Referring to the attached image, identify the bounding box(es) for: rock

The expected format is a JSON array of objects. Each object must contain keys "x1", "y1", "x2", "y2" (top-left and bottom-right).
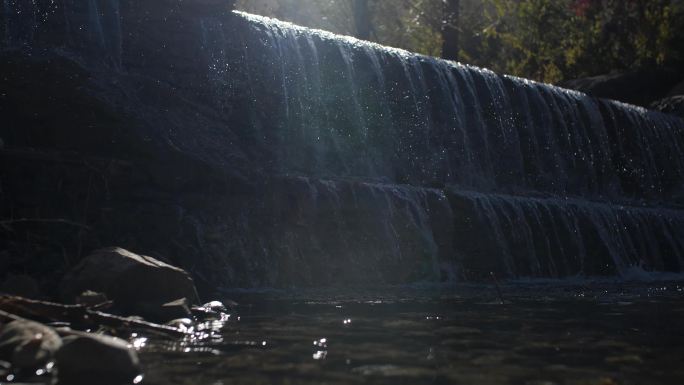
[
  {"x1": 560, "y1": 68, "x2": 683, "y2": 107},
  {"x1": 0, "y1": 274, "x2": 41, "y2": 298},
  {"x1": 0, "y1": 320, "x2": 62, "y2": 370},
  {"x1": 202, "y1": 300, "x2": 231, "y2": 313},
  {"x1": 60, "y1": 247, "x2": 201, "y2": 317},
  {"x1": 166, "y1": 318, "x2": 193, "y2": 328},
  {"x1": 74, "y1": 291, "x2": 109, "y2": 307},
  {"x1": 651, "y1": 95, "x2": 684, "y2": 119},
  {"x1": 191, "y1": 300, "x2": 235, "y2": 319},
  {"x1": 166, "y1": 318, "x2": 194, "y2": 333},
  {"x1": 55, "y1": 334, "x2": 140, "y2": 385},
  {"x1": 139, "y1": 298, "x2": 192, "y2": 323}
]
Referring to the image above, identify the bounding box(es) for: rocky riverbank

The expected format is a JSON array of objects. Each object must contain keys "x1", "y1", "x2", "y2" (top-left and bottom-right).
[{"x1": 0, "y1": 247, "x2": 233, "y2": 384}]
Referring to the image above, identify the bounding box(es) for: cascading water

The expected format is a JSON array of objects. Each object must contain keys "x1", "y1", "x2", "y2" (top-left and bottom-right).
[
  {"x1": 1, "y1": 0, "x2": 121, "y2": 65},
  {"x1": 448, "y1": 190, "x2": 684, "y2": 279},
  {"x1": 227, "y1": 12, "x2": 684, "y2": 202},
  {"x1": 215, "y1": 12, "x2": 684, "y2": 280},
  {"x1": 2, "y1": 3, "x2": 684, "y2": 284}
]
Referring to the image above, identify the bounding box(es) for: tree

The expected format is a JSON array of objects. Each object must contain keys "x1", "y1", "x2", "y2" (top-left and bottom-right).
[
  {"x1": 235, "y1": 0, "x2": 684, "y2": 84},
  {"x1": 353, "y1": 0, "x2": 372, "y2": 40},
  {"x1": 441, "y1": 0, "x2": 460, "y2": 60}
]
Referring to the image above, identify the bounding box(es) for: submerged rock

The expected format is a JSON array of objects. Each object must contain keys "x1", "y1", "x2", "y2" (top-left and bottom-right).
[
  {"x1": 60, "y1": 247, "x2": 200, "y2": 317},
  {"x1": 0, "y1": 320, "x2": 62, "y2": 370},
  {"x1": 55, "y1": 334, "x2": 140, "y2": 385}
]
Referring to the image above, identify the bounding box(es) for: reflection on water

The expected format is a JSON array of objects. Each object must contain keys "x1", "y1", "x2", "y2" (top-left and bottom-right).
[{"x1": 139, "y1": 282, "x2": 684, "y2": 385}]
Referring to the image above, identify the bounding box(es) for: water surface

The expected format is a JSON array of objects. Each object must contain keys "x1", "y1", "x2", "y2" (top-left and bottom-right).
[{"x1": 139, "y1": 280, "x2": 684, "y2": 385}]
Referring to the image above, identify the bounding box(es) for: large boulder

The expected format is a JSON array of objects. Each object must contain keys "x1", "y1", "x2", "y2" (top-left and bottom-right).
[
  {"x1": 60, "y1": 247, "x2": 200, "y2": 316},
  {"x1": 55, "y1": 334, "x2": 140, "y2": 385},
  {"x1": 0, "y1": 320, "x2": 62, "y2": 370}
]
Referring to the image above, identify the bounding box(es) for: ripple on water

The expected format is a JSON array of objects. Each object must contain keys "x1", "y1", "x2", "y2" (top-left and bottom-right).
[{"x1": 137, "y1": 282, "x2": 684, "y2": 385}]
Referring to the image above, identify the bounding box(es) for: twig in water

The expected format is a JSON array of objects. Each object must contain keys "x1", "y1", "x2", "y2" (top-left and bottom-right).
[{"x1": 0, "y1": 296, "x2": 187, "y2": 338}]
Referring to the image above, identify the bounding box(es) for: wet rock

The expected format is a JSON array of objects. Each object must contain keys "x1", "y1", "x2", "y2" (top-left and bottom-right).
[
  {"x1": 166, "y1": 318, "x2": 194, "y2": 333},
  {"x1": 0, "y1": 274, "x2": 41, "y2": 298},
  {"x1": 651, "y1": 95, "x2": 684, "y2": 119},
  {"x1": 561, "y1": 68, "x2": 682, "y2": 107},
  {"x1": 55, "y1": 334, "x2": 140, "y2": 385},
  {"x1": 191, "y1": 300, "x2": 235, "y2": 319},
  {"x1": 0, "y1": 320, "x2": 62, "y2": 370},
  {"x1": 74, "y1": 291, "x2": 109, "y2": 307},
  {"x1": 202, "y1": 300, "x2": 231, "y2": 313},
  {"x1": 141, "y1": 298, "x2": 192, "y2": 323},
  {"x1": 60, "y1": 247, "x2": 200, "y2": 316}
]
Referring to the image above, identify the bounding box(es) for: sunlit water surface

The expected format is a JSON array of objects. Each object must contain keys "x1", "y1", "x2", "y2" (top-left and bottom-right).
[{"x1": 140, "y1": 281, "x2": 684, "y2": 385}]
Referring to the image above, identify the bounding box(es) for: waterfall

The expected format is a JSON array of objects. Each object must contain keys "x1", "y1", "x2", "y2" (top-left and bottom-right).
[
  {"x1": 248, "y1": 177, "x2": 452, "y2": 285},
  {"x1": 2, "y1": 6, "x2": 684, "y2": 284},
  {"x1": 221, "y1": 12, "x2": 684, "y2": 280},
  {"x1": 1, "y1": 0, "x2": 7, "y2": 44},
  {"x1": 1, "y1": 0, "x2": 121, "y2": 65},
  {"x1": 229, "y1": 11, "x2": 684, "y2": 204},
  {"x1": 449, "y1": 190, "x2": 684, "y2": 278}
]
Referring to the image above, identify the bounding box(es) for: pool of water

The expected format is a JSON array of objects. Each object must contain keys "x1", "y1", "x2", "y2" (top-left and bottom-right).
[{"x1": 136, "y1": 280, "x2": 684, "y2": 385}]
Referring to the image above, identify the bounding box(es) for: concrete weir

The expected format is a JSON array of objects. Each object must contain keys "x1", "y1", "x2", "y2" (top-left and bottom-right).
[{"x1": 1, "y1": 2, "x2": 683, "y2": 287}]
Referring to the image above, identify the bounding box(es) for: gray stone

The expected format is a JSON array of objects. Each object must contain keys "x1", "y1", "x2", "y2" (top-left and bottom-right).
[
  {"x1": 60, "y1": 247, "x2": 200, "y2": 316},
  {"x1": 203, "y1": 300, "x2": 232, "y2": 312},
  {"x1": 140, "y1": 297, "x2": 192, "y2": 323},
  {"x1": 191, "y1": 300, "x2": 232, "y2": 319},
  {"x1": 74, "y1": 291, "x2": 109, "y2": 307},
  {"x1": 166, "y1": 317, "x2": 193, "y2": 326},
  {"x1": 55, "y1": 334, "x2": 140, "y2": 385},
  {"x1": 166, "y1": 318, "x2": 194, "y2": 333},
  {"x1": 0, "y1": 320, "x2": 62, "y2": 369}
]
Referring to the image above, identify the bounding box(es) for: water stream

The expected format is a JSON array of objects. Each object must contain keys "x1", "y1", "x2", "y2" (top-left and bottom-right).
[{"x1": 137, "y1": 282, "x2": 684, "y2": 385}]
